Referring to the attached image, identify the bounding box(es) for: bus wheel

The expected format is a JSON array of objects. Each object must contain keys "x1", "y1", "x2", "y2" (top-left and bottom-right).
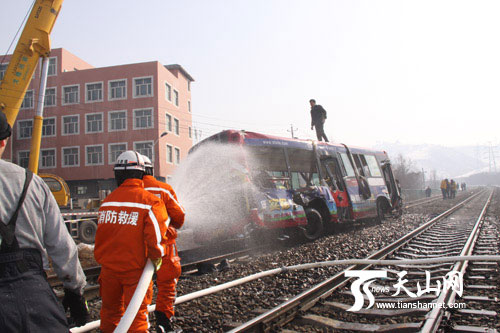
[
  {"x1": 79, "y1": 220, "x2": 97, "y2": 244},
  {"x1": 376, "y1": 200, "x2": 385, "y2": 224},
  {"x1": 303, "y1": 208, "x2": 324, "y2": 240}
]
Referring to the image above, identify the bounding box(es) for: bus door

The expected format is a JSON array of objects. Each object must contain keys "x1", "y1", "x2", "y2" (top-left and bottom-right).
[
  {"x1": 381, "y1": 161, "x2": 403, "y2": 212},
  {"x1": 319, "y1": 157, "x2": 351, "y2": 221}
]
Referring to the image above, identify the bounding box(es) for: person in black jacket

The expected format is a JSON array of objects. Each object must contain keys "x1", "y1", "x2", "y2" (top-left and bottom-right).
[{"x1": 310, "y1": 99, "x2": 329, "y2": 142}]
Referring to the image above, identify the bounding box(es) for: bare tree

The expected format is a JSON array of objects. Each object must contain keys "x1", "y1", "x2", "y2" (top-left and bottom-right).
[{"x1": 393, "y1": 154, "x2": 423, "y2": 189}]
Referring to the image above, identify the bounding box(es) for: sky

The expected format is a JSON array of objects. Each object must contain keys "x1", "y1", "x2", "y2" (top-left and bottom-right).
[{"x1": 2, "y1": 0, "x2": 500, "y2": 148}]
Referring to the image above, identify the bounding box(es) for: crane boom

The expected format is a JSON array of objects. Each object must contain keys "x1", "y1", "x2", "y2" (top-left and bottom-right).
[{"x1": 0, "y1": 0, "x2": 63, "y2": 127}]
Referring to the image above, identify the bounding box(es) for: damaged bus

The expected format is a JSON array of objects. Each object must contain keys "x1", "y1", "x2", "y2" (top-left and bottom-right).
[{"x1": 186, "y1": 130, "x2": 402, "y2": 242}]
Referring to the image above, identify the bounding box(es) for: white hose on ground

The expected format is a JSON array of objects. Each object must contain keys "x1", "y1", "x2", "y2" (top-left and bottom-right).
[{"x1": 71, "y1": 255, "x2": 500, "y2": 332}]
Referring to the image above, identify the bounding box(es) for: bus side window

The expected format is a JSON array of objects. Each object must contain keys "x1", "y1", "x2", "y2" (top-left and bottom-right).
[
  {"x1": 359, "y1": 155, "x2": 371, "y2": 177},
  {"x1": 353, "y1": 154, "x2": 365, "y2": 176},
  {"x1": 339, "y1": 153, "x2": 355, "y2": 177}
]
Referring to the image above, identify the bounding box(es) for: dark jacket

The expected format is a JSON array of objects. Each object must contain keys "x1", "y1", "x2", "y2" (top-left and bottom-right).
[{"x1": 311, "y1": 105, "x2": 327, "y2": 126}]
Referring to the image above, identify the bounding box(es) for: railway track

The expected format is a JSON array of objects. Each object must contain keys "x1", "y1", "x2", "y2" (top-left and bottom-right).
[{"x1": 227, "y1": 189, "x2": 498, "y2": 332}]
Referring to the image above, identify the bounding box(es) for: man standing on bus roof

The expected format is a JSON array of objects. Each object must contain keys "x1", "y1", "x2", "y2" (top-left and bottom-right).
[
  {"x1": 0, "y1": 111, "x2": 89, "y2": 331},
  {"x1": 310, "y1": 99, "x2": 329, "y2": 142}
]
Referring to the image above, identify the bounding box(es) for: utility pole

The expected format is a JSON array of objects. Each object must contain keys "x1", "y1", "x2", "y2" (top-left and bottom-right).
[{"x1": 287, "y1": 124, "x2": 298, "y2": 138}]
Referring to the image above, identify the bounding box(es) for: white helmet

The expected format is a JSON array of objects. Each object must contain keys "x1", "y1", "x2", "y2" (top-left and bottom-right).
[
  {"x1": 142, "y1": 154, "x2": 153, "y2": 169},
  {"x1": 114, "y1": 151, "x2": 145, "y2": 171}
]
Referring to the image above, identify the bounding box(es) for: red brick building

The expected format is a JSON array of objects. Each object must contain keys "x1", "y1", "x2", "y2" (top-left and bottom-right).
[{"x1": 0, "y1": 48, "x2": 194, "y2": 199}]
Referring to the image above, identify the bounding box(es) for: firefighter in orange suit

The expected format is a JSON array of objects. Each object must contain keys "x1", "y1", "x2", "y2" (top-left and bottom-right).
[
  {"x1": 94, "y1": 151, "x2": 170, "y2": 333},
  {"x1": 141, "y1": 155, "x2": 185, "y2": 333}
]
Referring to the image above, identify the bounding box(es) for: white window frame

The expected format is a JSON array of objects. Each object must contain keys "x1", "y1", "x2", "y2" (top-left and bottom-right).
[
  {"x1": 17, "y1": 119, "x2": 33, "y2": 139},
  {"x1": 108, "y1": 110, "x2": 127, "y2": 132},
  {"x1": 62, "y1": 115, "x2": 80, "y2": 136},
  {"x1": 62, "y1": 146, "x2": 80, "y2": 167},
  {"x1": 44, "y1": 87, "x2": 57, "y2": 107},
  {"x1": 42, "y1": 117, "x2": 57, "y2": 138},
  {"x1": 0, "y1": 62, "x2": 9, "y2": 81},
  {"x1": 108, "y1": 142, "x2": 128, "y2": 165},
  {"x1": 62, "y1": 84, "x2": 80, "y2": 105},
  {"x1": 134, "y1": 141, "x2": 154, "y2": 161},
  {"x1": 85, "y1": 112, "x2": 104, "y2": 134},
  {"x1": 108, "y1": 79, "x2": 127, "y2": 101},
  {"x1": 133, "y1": 107, "x2": 154, "y2": 130},
  {"x1": 174, "y1": 146, "x2": 181, "y2": 165},
  {"x1": 173, "y1": 89, "x2": 179, "y2": 107},
  {"x1": 85, "y1": 144, "x2": 104, "y2": 166},
  {"x1": 85, "y1": 81, "x2": 104, "y2": 103},
  {"x1": 174, "y1": 118, "x2": 180, "y2": 136},
  {"x1": 17, "y1": 150, "x2": 30, "y2": 168},
  {"x1": 165, "y1": 113, "x2": 172, "y2": 132},
  {"x1": 39, "y1": 148, "x2": 57, "y2": 169},
  {"x1": 47, "y1": 57, "x2": 57, "y2": 76},
  {"x1": 20, "y1": 90, "x2": 34, "y2": 109},
  {"x1": 133, "y1": 76, "x2": 153, "y2": 98},
  {"x1": 165, "y1": 82, "x2": 172, "y2": 102},
  {"x1": 166, "y1": 144, "x2": 173, "y2": 164}
]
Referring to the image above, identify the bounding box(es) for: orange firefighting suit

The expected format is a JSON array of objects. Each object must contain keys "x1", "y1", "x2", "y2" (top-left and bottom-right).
[
  {"x1": 94, "y1": 178, "x2": 169, "y2": 332},
  {"x1": 143, "y1": 175, "x2": 185, "y2": 319}
]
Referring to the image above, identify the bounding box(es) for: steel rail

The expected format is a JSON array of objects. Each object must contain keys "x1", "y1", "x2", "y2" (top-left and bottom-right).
[
  {"x1": 229, "y1": 189, "x2": 486, "y2": 332},
  {"x1": 420, "y1": 190, "x2": 493, "y2": 332}
]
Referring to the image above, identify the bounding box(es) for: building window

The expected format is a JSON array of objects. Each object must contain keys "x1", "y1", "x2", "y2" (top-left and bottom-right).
[
  {"x1": 62, "y1": 147, "x2": 79, "y2": 167},
  {"x1": 188, "y1": 100, "x2": 191, "y2": 113},
  {"x1": 40, "y1": 149, "x2": 56, "y2": 168},
  {"x1": 62, "y1": 115, "x2": 79, "y2": 135},
  {"x1": 166, "y1": 144, "x2": 173, "y2": 163},
  {"x1": 134, "y1": 141, "x2": 153, "y2": 161},
  {"x1": 165, "y1": 113, "x2": 172, "y2": 132},
  {"x1": 47, "y1": 57, "x2": 57, "y2": 76},
  {"x1": 133, "y1": 77, "x2": 152, "y2": 97},
  {"x1": 86, "y1": 145, "x2": 104, "y2": 165},
  {"x1": 174, "y1": 118, "x2": 179, "y2": 135},
  {"x1": 18, "y1": 151, "x2": 30, "y2": 168},
  {"x1": 86, "y1": 113, "x2": 103, "y2": 133},
  {"x1": 18, "y1": 120, "x2": 33, "y2": 139},
  {"x1": 86, "y1": 82, "x2": 103, "y2": 102},
  {"x1": 109, "y1": 79, "x2": 126, "y2": 100},
  {"x1": 63, "y1": 85, "x2": 79, "y2": 105},
  {"x1": 174, "y1": 147, "x2": 180, "y2": 164},
  {"x1": 189, "y1": 126, "x2": 192, "y2": 138},
  {"x1": 133, "y1": 108, "x2": 153, "y2": 129},
  {"x1": 109, "y1": 110, "x2": 127, "y2": 131},
  {"x1": 77, "y1": 186, "x2": 87, "y2": 195},
  {"x1": 173, "y1": 89, "x2": 179, "y2": 106},
  {"x1": 20, "y1": 90, "x2": 34, "y2": 109},
  {"x1": 44, "y1": 87, "x2": 56, "y2": 107},
  {"x1": 42, "y1": 117, "x2": 56, "y2": 137},
  {"x1": 109, "y1": 143, "x2": 127, "y2": 164},
  {"x1": 165, "y1": 82, "x2": 172, "y2": 101},
  {"x1": 188, "y1": 81, "x2": 191, "y2": 91},
  {"x1": 0, "y1": 63, "x2": 8, "y2": 80}
]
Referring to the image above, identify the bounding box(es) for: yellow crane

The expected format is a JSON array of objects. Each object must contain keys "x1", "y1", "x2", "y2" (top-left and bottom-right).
[{"x1": 0, "y1": 0, "x2": 69, "y2": 206}]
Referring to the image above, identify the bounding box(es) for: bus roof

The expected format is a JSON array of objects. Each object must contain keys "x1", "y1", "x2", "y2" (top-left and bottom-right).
[{"x1": 191, "y1": 129, "x2": 389, "y2": 157}]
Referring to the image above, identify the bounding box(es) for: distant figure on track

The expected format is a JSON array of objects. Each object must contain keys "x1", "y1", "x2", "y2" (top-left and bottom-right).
[
  {"x1": 310, "y1": 99, "x2": 329, "y2": 142},
  {"x1": 425, "y1": 186, "x2": 432, "y2": 198},
  {"x1": 440, "y1": 179, "x2": 448, "y2": 199},
  {"x1": 0, "y1": 111, "x2": 89, "y2": 331}
]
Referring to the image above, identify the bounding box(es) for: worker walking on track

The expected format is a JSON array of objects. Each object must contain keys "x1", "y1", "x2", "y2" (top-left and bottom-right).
[
  {"x1": 0, "y1": 111, "x2": 89, "y2": 332},
  {"x1": 141, "y1": 155, "x2": 185, "y2": 333},
  {"x1": 94, "y1": 151, "x2": 170, "y2": 332}
]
